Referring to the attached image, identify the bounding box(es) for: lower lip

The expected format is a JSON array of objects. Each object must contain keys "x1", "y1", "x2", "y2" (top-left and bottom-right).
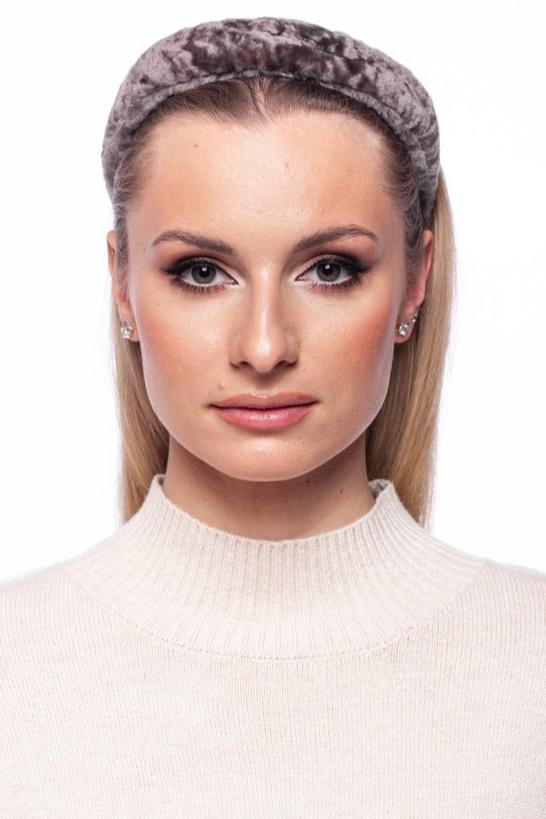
[{"x1": 211, "y1": 403, "x2": 316, "y2": 429}]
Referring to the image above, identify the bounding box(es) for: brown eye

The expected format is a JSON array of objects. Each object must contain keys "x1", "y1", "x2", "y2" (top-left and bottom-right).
[
  {"x1": 162, "y1": 257, "x2": 230, "y2": 295},
  {"x1": 299, "y1": 256, "x2": 371, "y2": 291},
  {"x1": 184, "y1": 262, "x2": 218, "y2": 284},
  {"x1": 161, "y1": 254, "x2": 370, "y2": 296},
  {"x1": 315, "y1": 259, "x2": 346, "y2": 282}
]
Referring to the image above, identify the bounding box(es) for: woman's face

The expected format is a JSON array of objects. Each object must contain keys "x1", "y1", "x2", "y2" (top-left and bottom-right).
[{"x1": 108, "y1": 111, "x2": 432, "y2": 484}]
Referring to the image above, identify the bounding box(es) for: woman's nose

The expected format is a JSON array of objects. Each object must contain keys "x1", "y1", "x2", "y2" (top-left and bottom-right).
[{"x1": 229, "y1": 285, "x2": 299, "y2": 373}]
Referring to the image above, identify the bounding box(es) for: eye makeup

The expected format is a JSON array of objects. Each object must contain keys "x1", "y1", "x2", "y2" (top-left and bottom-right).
[{"x1": 160, "y1": 254, "x2": 372, "y2": 296}]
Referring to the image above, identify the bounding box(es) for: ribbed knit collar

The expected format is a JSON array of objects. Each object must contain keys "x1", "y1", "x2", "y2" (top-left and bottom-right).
[{"x1": 61, "y1": 473, "x2": 486, "y2": 660}]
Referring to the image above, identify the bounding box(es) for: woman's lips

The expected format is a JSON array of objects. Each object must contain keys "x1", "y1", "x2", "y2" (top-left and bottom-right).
[{"x1": 211, "y1": 403, "x2": 316, "y2": 430}]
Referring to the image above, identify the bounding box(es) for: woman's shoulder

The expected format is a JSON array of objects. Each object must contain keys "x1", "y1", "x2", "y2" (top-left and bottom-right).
[
  {"x1": 0, "y1": 555, "x2": 97, "y2": 656},
  {"x1": 0, "y1": 559, "x2": 69, "y2": 604},
  {"x1": 456, "y1": 555, "x2": 546, "y2": 644},
  {"x1": 0, "y1": 526, "x2": 121, "y2": 617},
  {"x1": 478, "y1": 554, "x2": 546, "y2": 593}
]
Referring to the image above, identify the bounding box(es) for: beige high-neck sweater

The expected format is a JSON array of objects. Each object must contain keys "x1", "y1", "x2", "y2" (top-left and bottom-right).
[{"x1": 1, "y1": 474, "x2": 545, "y2": 817}]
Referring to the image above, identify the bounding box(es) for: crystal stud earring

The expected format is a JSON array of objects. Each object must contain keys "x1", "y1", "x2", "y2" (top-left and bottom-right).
[
  {"x1": 396, "y1": 311, "x2": 419, "y2": 337},
  {"x1": 120, "y1": 321, "x2": 134, "y2": 340}
]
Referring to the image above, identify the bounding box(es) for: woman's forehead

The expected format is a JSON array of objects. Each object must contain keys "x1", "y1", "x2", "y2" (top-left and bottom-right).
[
  {"x1": 144, "y1": 111, "x2": 385, "y2": 177},
  {"x1": 136, "y1": 114, "x2": 391, "y2": 221}
]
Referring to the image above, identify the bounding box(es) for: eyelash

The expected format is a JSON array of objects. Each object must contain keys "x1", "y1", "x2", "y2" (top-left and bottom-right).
[{"x1": 161, "y1": 255, "x2": 371, "y2": 295}]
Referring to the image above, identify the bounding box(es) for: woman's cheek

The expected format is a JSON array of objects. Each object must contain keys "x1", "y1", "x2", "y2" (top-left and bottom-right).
[
  {"x1": 336, "y1": 306, "x2": 396, "y2": 415},
  {"x1": 135, "y1": 306, "x2": 204, "y2": 428}
]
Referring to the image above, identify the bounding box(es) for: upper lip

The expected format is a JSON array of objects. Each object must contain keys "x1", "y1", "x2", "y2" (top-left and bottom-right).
[{"x1": 212, "y1": 392, "x2": 317, "y2": 409}]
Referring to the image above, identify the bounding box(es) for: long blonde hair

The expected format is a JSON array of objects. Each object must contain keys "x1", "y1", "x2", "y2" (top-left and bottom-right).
[{"x1": 108, "y1": 75, "x2": 455, "y2": 527}]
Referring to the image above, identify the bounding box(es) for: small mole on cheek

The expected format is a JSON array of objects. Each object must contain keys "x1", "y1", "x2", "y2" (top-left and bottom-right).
[{"x1": 192, "y1": 143, "x2": 199, "y2": 148}]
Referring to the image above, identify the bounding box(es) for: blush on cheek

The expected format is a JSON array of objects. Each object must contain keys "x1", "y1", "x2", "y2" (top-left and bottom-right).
[
  {"x1": 136, "y1": 309, "x2": 214, "y2": 439},
  {"x1": 337, "y1": 307, "x2": 396, "y2": 413}
]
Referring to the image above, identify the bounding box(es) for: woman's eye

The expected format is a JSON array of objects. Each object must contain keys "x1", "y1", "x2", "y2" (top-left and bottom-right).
[
  {"x1": 162, "y1": 259, "x2": 231, "y2": 295},
  {"x1": 162, "y1": 255, "x2": 370, "y2": 295},
  {"x1": 302, "y1": 258, "x2": 370, "y2": 290}
]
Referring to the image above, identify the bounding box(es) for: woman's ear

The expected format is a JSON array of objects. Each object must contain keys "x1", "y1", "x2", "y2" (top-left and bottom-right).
[
  {"x1": 395, "y1": 229, "x2": 434, "y2": 344},
  {"x1": 106, "y1": 230, "x2": 140, "y2": 342},
  {"x1": 411, "y1": 229, "x2": 434, "y2": 313}
]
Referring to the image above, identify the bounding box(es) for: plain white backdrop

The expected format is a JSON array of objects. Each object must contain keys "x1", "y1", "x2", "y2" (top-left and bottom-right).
[{"x1": 1, "y1": 0, "x2": 544, "y2": 582}]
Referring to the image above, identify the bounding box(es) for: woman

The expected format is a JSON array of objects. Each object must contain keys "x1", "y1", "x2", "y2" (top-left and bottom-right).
[{"x1": 1, "y1": 16, "x2": 545, "y2": 817}]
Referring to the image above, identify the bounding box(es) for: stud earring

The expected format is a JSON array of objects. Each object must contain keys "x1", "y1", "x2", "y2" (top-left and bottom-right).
[
  {"x1": 396, "y1": 311, "x2": 420, "y2": 337},
  {"x1": 120, "y1": 320, "x2": 134, "y2": 340}
]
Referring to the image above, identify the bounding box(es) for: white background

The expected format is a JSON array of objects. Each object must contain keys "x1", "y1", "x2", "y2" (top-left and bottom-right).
[{"x1": 1, "y1": 0, "x2": 544, "y2": 581}]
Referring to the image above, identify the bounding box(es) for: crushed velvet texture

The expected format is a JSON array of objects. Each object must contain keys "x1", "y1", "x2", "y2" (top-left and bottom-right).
[{"x1": 101, "y1": 16, "x2": 440, "y2": 223}]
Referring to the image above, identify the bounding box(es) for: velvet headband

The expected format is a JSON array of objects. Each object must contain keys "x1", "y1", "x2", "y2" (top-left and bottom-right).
[{"x1": 101, "y1": 16, "x2": 440, "y2": 224}]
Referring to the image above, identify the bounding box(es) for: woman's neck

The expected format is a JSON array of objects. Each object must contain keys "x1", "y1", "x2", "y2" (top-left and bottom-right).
[{"x1": 162, "y1": 437, "x2": 376, "y2": 541}]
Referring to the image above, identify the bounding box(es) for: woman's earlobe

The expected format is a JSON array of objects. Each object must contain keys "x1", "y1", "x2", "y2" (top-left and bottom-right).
[
  {"x1": 395, "y1": 309, "x2": 420, "y2": 340},
  {"x1": 120, "y1": 319, "x2": 135, "y2": 341}
]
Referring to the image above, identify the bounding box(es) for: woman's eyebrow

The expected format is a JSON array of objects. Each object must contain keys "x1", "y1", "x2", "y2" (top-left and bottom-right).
[{"x1": 151, "y1": 224, "x2": 379, "y2": 254}]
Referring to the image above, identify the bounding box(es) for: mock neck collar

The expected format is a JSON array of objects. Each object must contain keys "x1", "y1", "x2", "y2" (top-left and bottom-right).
[{"x1": 61, "y1": 473, "x2": 486, "y2": 660}]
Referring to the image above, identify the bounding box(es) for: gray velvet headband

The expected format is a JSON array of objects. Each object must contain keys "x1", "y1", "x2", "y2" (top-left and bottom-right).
[{"x1": 102, "y1": 16, "x2": 440, "y2": 223}]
